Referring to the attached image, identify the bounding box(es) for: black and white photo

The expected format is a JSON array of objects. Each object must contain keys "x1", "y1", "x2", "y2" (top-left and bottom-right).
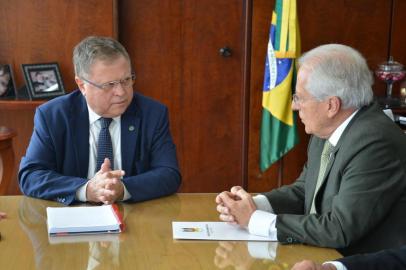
[
  {"x1": 0, "y1": 64, "x2": 17, "y2": 99},
  {"x1": 22, "y1": 62, "x2": 65, "y2": 99}
]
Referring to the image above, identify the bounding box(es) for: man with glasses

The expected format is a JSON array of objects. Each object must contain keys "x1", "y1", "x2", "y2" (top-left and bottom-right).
[
  {"x1": 216, "y1": 44, "x2": 406, "y2": 256},
  {"x1": 19, "y1": 36, "x2": 181, "y2": 205}
]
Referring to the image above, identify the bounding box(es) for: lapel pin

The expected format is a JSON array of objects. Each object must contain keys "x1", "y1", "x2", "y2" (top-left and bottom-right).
[{"x1": 129, "y1": 125, "x2": 135, "y2": 131}]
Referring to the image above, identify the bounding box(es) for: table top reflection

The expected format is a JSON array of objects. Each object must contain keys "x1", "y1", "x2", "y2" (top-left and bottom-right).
[{"x1": 0, "y1": 194, "x2": 341, "y2": 269}]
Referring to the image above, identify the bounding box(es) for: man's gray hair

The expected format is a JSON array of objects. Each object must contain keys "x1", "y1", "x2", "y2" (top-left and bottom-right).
[
  {"x1": 298, "y1": 44, "x2": 374, "y2": 109},
  {"x1": 73, "y1": 36, "x2": 131, "y2": 78}
]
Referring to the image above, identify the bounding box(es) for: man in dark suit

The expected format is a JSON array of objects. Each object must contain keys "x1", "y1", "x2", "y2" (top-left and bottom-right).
[
  {"x1": 292, "y1": 245, "x2": 406, "y2": 270},
  {"x1": 216, "y1": 44, "x2": 406, "y2": 255},
  {"x1": 19, "y1": 36, "x2": 181, "y2": 205}
]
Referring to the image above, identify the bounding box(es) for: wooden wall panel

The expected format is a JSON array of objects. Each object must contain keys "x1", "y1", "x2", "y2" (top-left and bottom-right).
[
  {"x1": 0, "y1": 0, "x2": 117, "y2": 195},
  {"x1": 248, "y1": 0, "x2": 392, "y2": 192},
  {"x1": 297, "y1": 0, "x2": 391, "y2": 97},
  {"x1": 0, "y1": 0, "x2": 117, "y2": 92},
  {"x1": 119, "y1": 0, "x2": 249, "y2": 192},
  {"x1": 392, "y1": 0, "x2": 406, "y2": 94}
]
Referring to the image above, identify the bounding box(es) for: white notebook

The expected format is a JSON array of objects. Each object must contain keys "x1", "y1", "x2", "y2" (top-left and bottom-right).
[{"x1": 46, "y1": 204, "x2": 123, "y2": 236}]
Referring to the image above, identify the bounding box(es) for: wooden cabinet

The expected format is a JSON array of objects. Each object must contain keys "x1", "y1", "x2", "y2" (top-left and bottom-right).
[{"x1": 120, "y1": 0, "x2": 250, "y2": 192}]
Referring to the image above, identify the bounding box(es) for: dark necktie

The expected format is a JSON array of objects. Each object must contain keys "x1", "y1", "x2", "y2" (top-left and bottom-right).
[
  {"x1": 96, "y1": 117, "x2": 114, "y2": 172},
  {"x1": 310, "y1": 140, "x2": 334, "y2": 214}
]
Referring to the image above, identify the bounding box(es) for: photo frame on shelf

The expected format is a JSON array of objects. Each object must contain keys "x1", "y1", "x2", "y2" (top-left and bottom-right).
[
  {"x1": 22, "y1": 62, "x2": 65, "y2": 99},
  {"x1": 0, "y1": 64, "x2": 17, "y2": 99}
]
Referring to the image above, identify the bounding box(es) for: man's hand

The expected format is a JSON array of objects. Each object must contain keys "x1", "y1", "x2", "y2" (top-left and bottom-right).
[
  {"x1": 214, "y1": 241, "x2": 255, "y2": 270},
  {"x1": 216, "y1": 186, "x2": 257, "y2": 227},
  {"x1": 0, "y1": 212, "x2": 6, "y2": 220},
  {"x1": 291, "y1": 260, "x2": 337, "y2": 270},
  {"x1": 86, "y1": 158, "x2": 125, "y2": 204}
]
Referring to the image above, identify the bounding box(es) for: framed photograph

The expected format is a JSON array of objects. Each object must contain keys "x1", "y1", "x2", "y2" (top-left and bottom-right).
[
  {"x1": 0, "y1": 64, "x2": 17, "y2": 99},
  {"x1": 22, "y1": 62, "x2": 65, "y2": 99}
]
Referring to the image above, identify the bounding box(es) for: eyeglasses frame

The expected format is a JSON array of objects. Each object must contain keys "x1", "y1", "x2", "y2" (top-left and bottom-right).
[{"x1": 80, "y1": 72, "x2": 136, "y2": 91}]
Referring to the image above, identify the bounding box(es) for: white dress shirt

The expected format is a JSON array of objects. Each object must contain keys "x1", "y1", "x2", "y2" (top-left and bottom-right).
[
  {"x1": 324, "y1": 261, "x2": 347, "y2": 270},
  {"x1": 76, "y1": 105, "x2": 131, "y2": 201}
]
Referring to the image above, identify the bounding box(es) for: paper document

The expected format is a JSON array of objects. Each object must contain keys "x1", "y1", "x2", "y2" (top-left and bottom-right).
[
  {"x1": 172, "y1": 222, "x2": 276, "y2": 241},
  {"x1": 47, "y1": 204, "x2": 123, "y2": 236}
]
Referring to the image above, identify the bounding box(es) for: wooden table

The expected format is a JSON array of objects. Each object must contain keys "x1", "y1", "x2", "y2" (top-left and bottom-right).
[{"x1": 0, "y1": 194, "x2": 341, "y2": 269}]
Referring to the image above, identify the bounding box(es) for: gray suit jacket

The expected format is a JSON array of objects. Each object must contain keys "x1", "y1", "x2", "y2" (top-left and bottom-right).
[{"x1": 263, "y1": 102, "x2": 406, "y2": 256}]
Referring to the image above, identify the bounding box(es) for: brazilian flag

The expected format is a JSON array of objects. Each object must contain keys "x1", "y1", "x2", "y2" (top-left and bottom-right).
[{"x1": 260, "y1": 0, "x2": 300, "y2": 172}]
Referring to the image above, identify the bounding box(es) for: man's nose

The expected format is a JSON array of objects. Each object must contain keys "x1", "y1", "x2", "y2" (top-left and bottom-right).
[{"x1": 113, "y1": 83, "x2": 126, "y2": 95}]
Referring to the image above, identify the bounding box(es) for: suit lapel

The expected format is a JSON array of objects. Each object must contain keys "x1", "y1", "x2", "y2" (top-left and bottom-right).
[
  {"x1": 306, "y1": 105, "x2": 374, "y2": 213},
  {"x1": 318, "y1": 147, "x2": 338, "y2": 190},
  {"x1": 311, "y1": 141, "x2": 340, "y2": 213},
  {"x1": 121, "y1": 96, "x2": 140, "y2": 175},
  {"x1": 317, "y1": 106, "x2": 370, "y2": 191},
  {"x1": 306, "y1": 139, "x2": 338, "y2": 213},
  {"x1": 71, "y1": 93, "x2": 90, "y2": 177}
]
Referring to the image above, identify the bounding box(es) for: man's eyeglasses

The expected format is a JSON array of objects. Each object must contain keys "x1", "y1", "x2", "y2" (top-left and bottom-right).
[
  {"x1": 292, "y1": 94, "x2": 302, "y2": 104},
  {"x1": 292, "y1": 93, "x2": 318, "y2": 104},
  {"x1": 293, "y1": 93, "x2": 331, "y2": 105},
  {"x1": 81, "y1": 73, "x2": 136, "y2": 91}
]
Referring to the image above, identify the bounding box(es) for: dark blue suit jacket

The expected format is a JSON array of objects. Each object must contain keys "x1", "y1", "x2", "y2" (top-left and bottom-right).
[
  {"x1": 339, "y1": 245, "x2": 406, "y2": 270},
  {"x1": 19, "y1": 90, "x2": 181, "y2": 205}
]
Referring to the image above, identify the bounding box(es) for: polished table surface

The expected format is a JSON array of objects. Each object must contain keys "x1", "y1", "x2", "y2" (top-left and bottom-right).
[{"x1": 0, "y1": 194, "x2": 341, "y2": 269}]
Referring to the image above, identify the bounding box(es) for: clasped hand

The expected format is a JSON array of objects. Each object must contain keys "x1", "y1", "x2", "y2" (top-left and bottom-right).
[
  {"x1": 215, "y1": 186, "x2": 257, "y2": 227},
  {"x1": 86, "y1": 158, "x2": 125, "y2": 204},
  {"x1": 214, "y1": 241, "x2": 255, "y2": 270},
  {"x1": 291, "y1": 260, "x2": 337, "y2": 270}
]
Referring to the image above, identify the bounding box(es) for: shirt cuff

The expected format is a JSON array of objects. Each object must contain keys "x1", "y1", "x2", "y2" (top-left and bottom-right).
[
  {"x1": 248, "y1": 210, "x2": 277, "y2": 238},
  {"x1": 122, "y1": 183, "x2": 131, "y2": 201},
  {"x1": 324, "y1": 261, "x2": 347, "y2": 270},
  {"x1": 76, "y1": 181, "x2": 89, "y2": 202},
  {"x1": 247, "y1": 242, "x2": 278, "y2": 260},
  {"x1": 252, "y1": 194, "x2": 274, "y2": 213}
]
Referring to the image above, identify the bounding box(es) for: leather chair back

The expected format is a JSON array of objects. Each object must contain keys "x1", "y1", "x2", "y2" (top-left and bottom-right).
[{"x1": 0, "y1": 126, "x2": 16, "y2": 195}]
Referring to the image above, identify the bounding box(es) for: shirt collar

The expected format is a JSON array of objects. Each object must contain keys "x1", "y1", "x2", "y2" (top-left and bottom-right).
[
  {"x1": 87, "y1": 104, "x2": 121, "y2": 125},
  {"x1": 328, "y1": 109, "x2": 359, "y2": 146}
]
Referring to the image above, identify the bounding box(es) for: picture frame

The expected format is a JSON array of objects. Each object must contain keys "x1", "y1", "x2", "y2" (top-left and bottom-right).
[
  {"x1": 0, "y1": 64, "x2": 17, "y2": 99},
  {"x1": 21, "y1": 62, "x2": 65, "y2": 99}
]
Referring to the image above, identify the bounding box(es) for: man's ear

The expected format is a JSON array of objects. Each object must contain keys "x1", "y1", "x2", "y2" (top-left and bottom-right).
[
  {"x1": 327, "y1": 96, "x2": 341, "y2": 118},
  {"x1": 75, "y1": 76, "x2": 86, "y2": 96}
]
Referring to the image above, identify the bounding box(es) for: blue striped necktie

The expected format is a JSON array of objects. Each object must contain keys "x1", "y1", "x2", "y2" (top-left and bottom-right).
[{"x1": 96, "y1": 117, "x2": 113, "y2": 172}]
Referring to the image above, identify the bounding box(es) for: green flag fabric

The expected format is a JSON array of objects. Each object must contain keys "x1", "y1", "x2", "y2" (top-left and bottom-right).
[{"x1": 260, "y1": 0, "x2": 300, "y2": 172}]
